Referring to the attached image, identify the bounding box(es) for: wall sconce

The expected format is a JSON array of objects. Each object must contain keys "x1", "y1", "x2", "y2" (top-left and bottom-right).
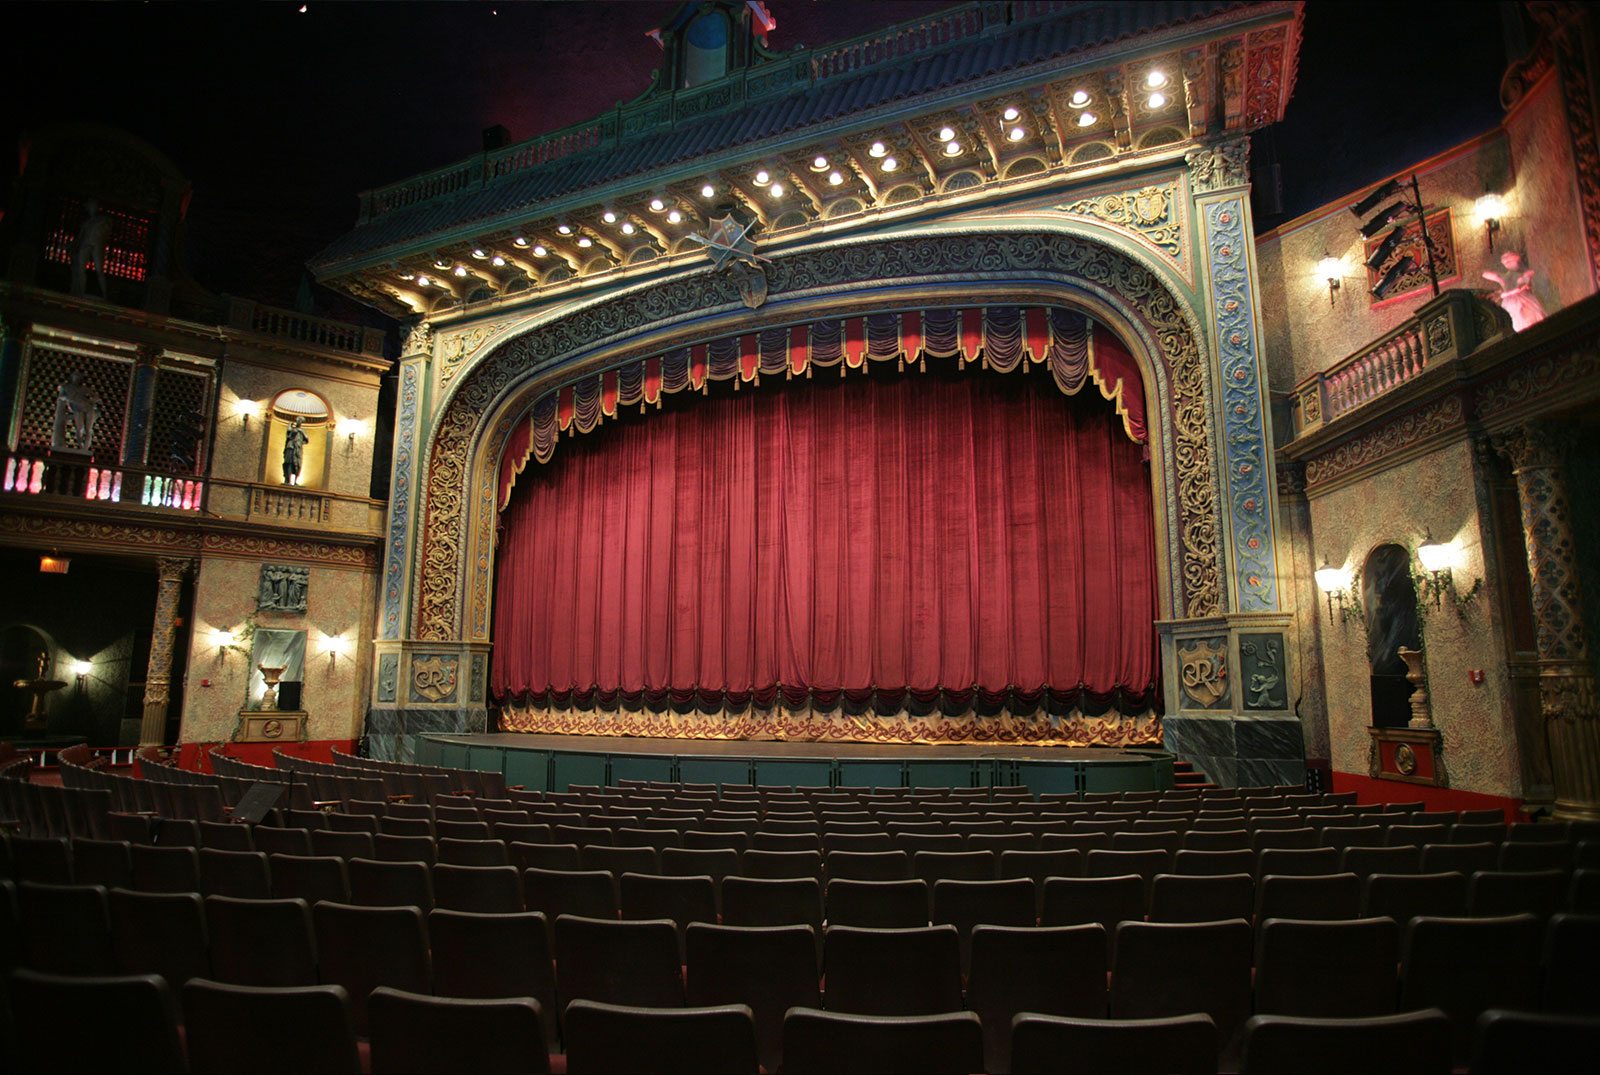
[
  {"x1": 335, "y1": 417, "x2": 367, "y2": 449},
  {"x1": 317, "y1": 632, "x2": 353, "y2": 667},
  {"x1": 1474, "y1": 192, "x2": 1504, "y2": 254},
  {"x1": 235, "y1": 399, "x2": 263, "y2": 429},
  {"x1": 211, "y1": 629, "x2": 236, "y2": 652},
  {"x1": 1416, "y1": 530, "x2": 1482, "y2": 614},
  {"x1": 1313, "y1": 560, "x2": 1359, "y2": 624},
  {"x1": 70, "y1": 660, "x2": 92, "y2": 680},
  {"x1": 1315, "y1": 253, "x2": 1341, "y2": 306}
]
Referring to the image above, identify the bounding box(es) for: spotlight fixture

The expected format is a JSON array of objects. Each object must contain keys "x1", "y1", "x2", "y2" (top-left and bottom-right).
[
  {"x1": 397, "y1": 271, "x2": 415, "y2": 281},
  {"x1": 433, "y1": 257, "x2": 450, "y2": 269},
  {"x1": 881, "y1": 156, "x2": 898, "y2": 172},
  {"x1": 1316, "y1": 254, "x2": 1342, "y2": 305},
  {"x1": 557, "y1": 223, "x2": 573, "y2": 235},
  {"x1": 1148, "y1": 92, "x2": 1166, "y2": 108},
  {"x1": 769, "y1": 183, "x2": 784, "y2": 197},
  {"x1": 1354, "y1": 173, "x2": 1440, "y2": 300},
  {"x1": 491, "y1": 255, "x2": 505, "y2": 267},
  {"x1": 470, "y1": 247, "x2": 487, "y2": 259},
  {"x1": 1077, "y1": 111, "x2": 1097, "y2": 127},
  {"x1": 1370, "y1": 255, "x2": 1418, "y2": 299},
  {"x1": 532, "y1": 244, "x2": 547, "y2": 257},
  {"x1": 828, "y1": 171, "x2": 844, "y2": 186},
  {"x1": 1365, "y1": 227, "x2": 1406, "y2": 272},
  {"x1": 811, "y1": 155, "x2": 829, "y2": 171},
  {"x1": 1002, "y1": 106, "x2": 1020, "y2": 122},
  {"x1": 649, "y1": 198, "x2": 665, "y2": 212},
  {"x1": 416, "y1": 274, "x2": 431, "y2": 287},
  {"x1": 868, "y1": 141, "x2": 887, "y2": 157},
  {"x1": 1069, "y1": 89, "x2": 1090, "y2": 107},
  {"x1": 453, "y1": 265, "x2": 468, "y2": 277},
  {"x1": 667, "y1": 209, "x2": 682, "y2": 223},
  {"x1": 621, "y1": 222, "x2": 636, "y2": 235},
  {"x1": 754, "y1": 169, "x2": 771, "y2": 185},
  {"x1": 602, "y1": 210, "x2": 617, "y2": 224},
  {"x1": 937, "y1": 126, "x2": 956, "y2": 142},
  {"x1": 700, "y1": 183, "x2": 715, "y2": 198},
  {"x1": 1146, "y1": 69, "x2": 1168, "y2": 88},
  {"x1": 1350, "y1": 179, "x2": 1403, "y2": 220},
  {"x1": 1474, "y1": 192, "x2": 1504, "y2": 253},
  {"x1": 1008, "y1": 127, "x2": 1026, "y2": 142},
  {"x1": 943, "y1": 141, "x2": 962, "y2": 156},
  {"x1": 577, "y1": 237, "x2": 593, "y2": 248},
  {"x1": 513, "y1": 235, "x2": 529, "y2": 247}
]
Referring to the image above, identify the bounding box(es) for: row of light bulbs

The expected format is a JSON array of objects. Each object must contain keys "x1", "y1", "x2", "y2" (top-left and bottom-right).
[{"x1": 399, "y1": 72, "x2": 1169, "y2": 288}]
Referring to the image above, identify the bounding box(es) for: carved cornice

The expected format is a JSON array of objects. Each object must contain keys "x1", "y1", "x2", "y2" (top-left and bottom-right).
[
  {"x1": 414, "y1": 228, "x2": 1222, "y2": 642},
  {"x1": 0, "y1": 511, "x2": 380, "y2": 568}
]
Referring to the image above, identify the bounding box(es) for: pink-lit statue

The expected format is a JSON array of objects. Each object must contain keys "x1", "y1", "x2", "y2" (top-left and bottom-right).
[{"x1": 1482, "y1": 250, "x2": 1547, "y2": 332}]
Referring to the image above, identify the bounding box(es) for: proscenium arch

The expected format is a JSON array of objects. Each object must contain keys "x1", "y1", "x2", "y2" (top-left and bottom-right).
[{"x1": 412, "y1": 227, "x2": 1221, "y2": 644}]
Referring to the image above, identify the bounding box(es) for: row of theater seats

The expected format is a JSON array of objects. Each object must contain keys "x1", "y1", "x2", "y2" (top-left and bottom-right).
[{"x1": 4, "y1": 871, "x2": 1597, "y2": 1073}]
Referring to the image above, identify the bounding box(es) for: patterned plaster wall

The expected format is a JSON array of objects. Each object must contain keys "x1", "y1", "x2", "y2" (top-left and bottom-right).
[
  {"x1": 1255, "y1": 135, "x2": 1519, "y2": 395},
  {"x1": 1506, "y1": 72, "x2": 1595, "y2": 309},
  {"x1": 180, "y1": 555, "x2": 377, "y2": 745},
  {"x1": 212, "y1": 365, "x2": 381, "y2": 498},
  {"x1": 1306, "y1": 437, "x2": 1520, "y2": 797}
]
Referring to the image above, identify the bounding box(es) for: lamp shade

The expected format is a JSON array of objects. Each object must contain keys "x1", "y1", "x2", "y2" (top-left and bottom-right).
[
  {"x1": 1313, "y1": 562, "x2": 1345, "y2": 593},
  {"x1": 1316, "y1": 255, "x2": 1341, "y2": 282},
  {"x1": 1416, "y1": 540, "x2": 1453, "y2": 573},
  {"x1": 1474, "y1": 192, "x2": 1504, "y2": 224}
]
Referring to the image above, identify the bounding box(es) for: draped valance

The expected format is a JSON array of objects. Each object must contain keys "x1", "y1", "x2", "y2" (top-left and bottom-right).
[{"x1": 497, "y1": 306, "x2": 1146, "y2": 510}]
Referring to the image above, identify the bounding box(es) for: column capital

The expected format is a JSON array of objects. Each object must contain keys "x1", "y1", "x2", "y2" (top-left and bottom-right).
[
  {"x1": 1492, "y1": 421, "x2": 1574, "y2": 472},
  {"x1": 156, "y1": 556, "x2": 194, "y2": 583},
  {"x1": 400, "y1": 319, "x2": 433, "y2": 359}
]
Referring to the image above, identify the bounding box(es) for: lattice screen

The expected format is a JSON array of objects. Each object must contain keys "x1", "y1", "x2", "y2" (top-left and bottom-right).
[
  {"x1": 17, "y1": 346, "x2": 131, "y2": 459},
  {"x1": 150, "y1": 366, "x2": 211, "y2": 474},
  {"x1": 41, "y1": 197, "x2": 151, "y2": 282}
]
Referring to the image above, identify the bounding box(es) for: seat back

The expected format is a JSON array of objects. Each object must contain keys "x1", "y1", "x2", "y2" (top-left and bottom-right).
[
  {"x1": 930, "y1": 877, "x2": 1035, "y2": 974},
  {"x1": 1111, "y1": 919, "x2": 1253, "y2": 1053},
  {"x1": 523, "y1": 867, "x2": 618, "y2": 921},
  {"x1": 1010, "y1": 1012, "x2": 1217, "y2": 1075},
  {"x1": 553, "y1": 914, "x2": 684, "y2": 1013},
  {"x1": 563, "y1": 999, "x2": 756, "y2": 1075},
  {"x1": 204, "y1": 894, "x2": 318, "y2": 986},
  {"x1": 1150, "y1": 873, "x2": 1254, "y2": 923},
  {"x1": 8, "y1": 969, "x2": 185, "y2": 1074},
  {"x1": 685, "y1": 923, "x2": 820, "y2": 1073},
  {"x1": 1239, "y1": 1010, "x2": 1450, "y2": 1075},
  {"x1": 183, "y1": 978, "x2": 361, "y2": 1074},
  {"x1": 267, "y1": 853, "x2": 350, "y2": 904},
  {"x1": 428, "y1": 908, "x2": 559, "y2": 1044},
  {"x1": 1467, "y1": 1009, "x2": 1600, "y2": 1075},
  {"x1": 368, "y1": 987, "x2": 551, "y2": 1075},
  {"x1": 821, "y1": 924, "x2": 963, "y2": 1016},
  {"x1": 968, "y1": 924, "x2": 1108, "y2": 1074},
  {"x1": 311, "y1": 900, "x2": 431, "y2": 1036},
  {"x1": 16, "y1": 880, "x2": 114, "y2": 975},
  {"x1": 825, "y1": 877, "x2": 929, "y2": 928},
  {"x1": 1255, "y1": 872, "x2": 1361, "y2": 922},
  {"x1": 109, "y1": 888, "x2": 211, "y2": 999},
  {"x1": 1399, "y1": 913, "x2": 1543, "y2": 1064},
  {"x1": 782, "y1": 1006, "x2": 984, "y2": 1075},
  {"x1": 432, "y1": 863, "x2": 525, "y2": 913},
  {"x1": 1362, "y1": 871, "x2": 1468, "y2": 921},
  {"x1": 1254, "y1": 916, "x2": 1399, "y2": 1018}
]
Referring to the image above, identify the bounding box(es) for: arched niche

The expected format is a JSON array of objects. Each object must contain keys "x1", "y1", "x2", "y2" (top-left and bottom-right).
[
  {"x1": 263, "y1": 388, "x2": 330, "y2": 488},
  {"x1": 407, "y1": 227, "x2": 1216, "y2": 646},
  {"x1": 1362, "y1": 542, "x2": 1422, "y2": 728}
]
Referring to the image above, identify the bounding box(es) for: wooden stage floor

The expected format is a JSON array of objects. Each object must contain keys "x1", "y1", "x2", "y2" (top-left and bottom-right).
[{"x1": 445, "y1": 732, "x2": 1152, "y2": 763}]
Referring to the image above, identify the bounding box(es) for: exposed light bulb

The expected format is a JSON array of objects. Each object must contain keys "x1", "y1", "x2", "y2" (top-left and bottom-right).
[
  {"x1": 513, "y1": 235, "x2": 528, "y2": 247},
  {"x1": 416, "y1": 275, "x2": 430, "y2": 287},
  {"x1": 882, "y1": 156, "x2": 898, "y2": 172},
  {"x1": 532, "y1": 244, "x2": 547, "y2": 256},
  {"x1": 769, "y1": 182, "x2": 784, "y2": 197},
  {"x1": 828, "y1": 171, "x2": 843, "y2": 186},
  {"x1": 1002, "y1": 106, "x2": 1020, "y2": 122},
  {"x1": 938, "y1": 126, "x2": 955, "y2": 142},
  {"x1": 602, "y1": 210, "x2": 617, "y2": 223},
  {"x1": 1077, "y1": 111, "x2": 1097, "y2": 127},
  {"x1": 649, "y1": 198, "x2": 665, "y2": 212},
  {"x1": 812, "y1": 155, "x2": 828, "y2": 170},
  {"x1": 667, "y1": 209, "x2": 682, "y2": 223},
  {"x1": 943, "y1": 140, "x2": 962, "y2": 156},
  {"x1": 1148, "y1": 92, "x2": 1167, "y2": 109},
  {"x1": 577, "y1": 237, "x2": 592, "y2": 248},
  {"x1": 700, "y1": 183, "x2": 715, "y2": 197},
  {"x1": 491, "y1": 255, "x2": 505, "y2": 267},
  {"x1": 1146, "y1": 69, "x2": 1167, "y2": 89},
  {"x1": 868, "y1": 141, "x2": 887, "y2": 157},
  {"x1": 1008, "y1": 127, "x2": 1025, "y2": 142},
  {"x1": 557, "y1": 223, "x2": 572, "y2": 235},
  {"x1": 471, "y1": 247, "x2": 486, "y2": 259},
  {"x1": 621, "y1": 222, "x2": 636, "y2": 235},
  {"x1": 1070, "y1": 89, "x2": 1090, "y2": 107},
  {"x1": 754, "y1": 169, "x2": 770, "y2": 185},
  {"x1": 453, "y1": 265, "x2": 468, "y2": 277}
]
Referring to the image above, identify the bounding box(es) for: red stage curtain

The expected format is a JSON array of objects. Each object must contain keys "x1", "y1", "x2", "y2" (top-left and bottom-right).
[{"x1": 492, "y1": 368, "x2": 1157, "y2": 715}]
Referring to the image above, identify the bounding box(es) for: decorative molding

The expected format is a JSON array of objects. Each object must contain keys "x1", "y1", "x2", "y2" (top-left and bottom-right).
[
  {"x1": 0, "y1": 513, "x2": 378, "y2": 567},
  {"x1": 1204, "y1": 196, "x2": 1279, "y2": 612},
  {"x1": 200, "y1": 532, "x2": 376, "y2": 568},
  {"x1": 1493, "y1": 423, "x2": 1589, "y2": 664},
  {"x1": 439, "y1": 324, "x2": 496, "y2": 387},
  {"x1": 410, "y1": 654, "x2": 460, "y2": 704},
  {"x1": 400, "y1": 319, "x2": 432, "y2": 358},
  {"x1": 1056, "y1": 183, "x2": 1183, "y2": 260},
  {"x1": 413, "y1": 229, "x2": 1222, "y2": 641},
  {"x1": 1185, "y1": 139, "x2": 1248, "y2": 193},
  {"x1": 1363, "y1": 207, "x2": 1459, "y2": 306},
  {"x1": 1302, "y1": 394, "x2": 1465, "y2": 489},
  {"x1": 376, "y1": 653, "x2": 399, "y2": 703},
  {"x1": 1239, "y1": 631, "x2": 1286, "y2": 710},
  {"x1": 1177, "y1": 635, "x2": 1231, "y2": 710},
  {"x1": 1244, "y1": 25, "x2": 1291, "y2": 128},
  {"x1": 382, "y1": 359, "x2": 421, "y2": 639}
]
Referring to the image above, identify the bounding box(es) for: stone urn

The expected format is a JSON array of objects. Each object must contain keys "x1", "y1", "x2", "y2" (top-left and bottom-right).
[
  {"x1": 1397, "y1": 647, "x2": 1433, "y2": 729},
  {"x1": 257, "y1": 664, "x2": 287, "y2": 711}
]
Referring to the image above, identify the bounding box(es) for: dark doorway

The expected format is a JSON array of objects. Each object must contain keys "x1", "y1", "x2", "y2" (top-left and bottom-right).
[{"x1": 1364, "y1": 543, "x2": 1422, "y2": 728}]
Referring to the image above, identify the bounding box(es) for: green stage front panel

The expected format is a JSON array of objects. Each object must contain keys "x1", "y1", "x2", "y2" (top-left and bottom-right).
[
  {"x1": 551, "y1": 751, "x2": 608, "y2": 791},
  {"x1": 905, "y1": 759, "x2": 980, "y2": 791},
  {"x1": 750, "y1": 759, "x2": 833, "y2": 789},
  {"x1": 416, "y1": 738, "x2": 443, "y2": 766},
  {"x1": 609, "y1": 754, "x2": 676, "y2": 786},
  {"x1": 835, "y1": 760, "x2": 906, "y2": 790},
  {"x1": 436, "y1": 740, "x2": 469, "y2": 769},
  {"x1": 503, "y1": 748, "x2": 551, "y2": 793},
  {"x1": 678, "y1": 756, "x2": 754, "y2": 787},
  {"x1": 1080, "y1": 757, "x2": 1156, "y2": 793},
  {"x1": 1013, "y1": 761, "x2": 1085, "y2": 797}
]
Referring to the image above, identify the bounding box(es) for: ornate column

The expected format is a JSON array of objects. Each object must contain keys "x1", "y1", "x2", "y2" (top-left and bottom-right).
[
  {"x1": 1495, "y1": 423, "x2": 1600, "y2": 820},
  {"x1": 122, "y1": 344, "x2": 161, "y2": 467},
  {"x1": 139, "y1": 557, "x2": 193, "y2": 746}
]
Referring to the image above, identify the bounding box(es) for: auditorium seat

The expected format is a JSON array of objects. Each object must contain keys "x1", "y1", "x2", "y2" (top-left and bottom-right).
[
  {"x1": 1319, "y1": 825, "x2": 1386, "y2": 852},
  {"x1": 1173, "y1": 848, "x2": 1256, "y2": 876},
  {"x1": 1363, "y1": 871, "x2": 1468, "y2": 921},
  {"x1": 9, "y1": 969, "x2": 185, "y2": 1074},
  {"x1": 252, "y1": 826, "x2": 313, "y2": 857},
  {"x1": 826, "y1": 878, "x2": 929, "y2": 928},
  {"x1": 1010, "y1": 1012, "x2": 1217, "y2": 1075},
  {"x1": 511, "y1": 841, "x2": 582, "y2": 871},
  {"x1": 200, "y1": 820, "x2": 256, "y2": 851},
  {"x1": 1239, "y1": 1010, "x2": 1450, "y2": 1075},
  {"x1": 913, "y1": 849, "x2": 997, "y2": 884},
  {"x1": 580, "y1": 843, "x2": 657, "y2": 875},
  {"x1": 313, "y1": 900, "x2": 430, "y2": 1035},
  {"x1": 1452, "y1": 822, "x2": 1507, "y2": 844},
  {"x1": 1253, "y1": 917, "x2": 1399, "y2": 1017},
  {"x1": 1541, "y1": 913, "x2": 1600, "y2": 1014},
  {"x1": 821, "y1": 925, "x2": 963, "y2": 1016},
  {"x1": 720, "y1": 875, "x2": 824, "y2": 936},
  {"x1": 1040, "y1": 831, "x2": 1112, "y2": 854},
  {"x1": 71, "y1": 837, "x2": 133, "y2": 887},
  {"x1": 1468, "y1": 868, "x2": 1568, "y2": 919},
  {"x1": 621, "y1": 871, "x2": 716, "y2": 951},
  {"x1": 736, "y1": 847, "x2": 823, "y2": 881},
  {"x1": 131, "y1": 844, "x2": 200, "y2": 893},
  {"x1": 379, "y1": 815, "x2": 434, "y2": 837},
  {"x1": 198, "y1": 847, "x2": 271, "y2": 899},
  {"x1": 750, "y1": 831, "x2": 821, "y2": 852},
  {"x1": 267, "y1": 852, "x2": 349, "y2": 904},
  {"x1": 784, "y1": 1006, "x2": 983, "y2": 1074},
  {"x1": 1150, "y1": 873, "x2": 1254, "y2": 923},
  {"x1": 825, "y1": 849, "x2": 911, "y2": 881},
  {"x1": 1256, "y1": 847, "x2": 1340, "y2": 879},
  {"x1": 204, "y1": 895, "x2": 317, "y2": 986},
  {"x1": 1387, "y1": 823, "x2": 1451, "y2": 847},
  {"x1": 686, "y1": 923, "x2": 820, "y2": 1073},
  {"x1": 999, "y1": 848, "x2": 1083, "y2": 915},
  {"x1": 17, "y1": 880, "x2": 115, "y2": 974},
  {"x1": 429, "y1": 908, "x2": 560, "y2": 1045},
  {"x1": 660, "y1": 846, "x2": 741, "y2": 889},
  {"x1": 1255, "y1": 872, "x2": 1362, "y2": 922},
  {"x1": 367, "y1": 988, "x2": 551, "y2": 1074},
  {"x1": 1468, "y1": 1009, "x2": 1600, "y2": 1075},
  {"x1": 1040, "y1": 874, "x2": 1145, "y2": 950},
  {"x1": 1399, "y1": 913, "x2": 1543, "y2": 1063},
  {"x1": 1342, "y1": 844, "x2": 1421, "y2": 876},
  {"x1": 554, "y1": 915, "x2": 684, "y2": 1013},
  {"x1": 1571, "y1": 869, "x2": 1600, "y2": 913},
  {"x1": 1111, "y1": 919, "x2": 1253, "y2": 1054},
  {"x1": 896, "y1": 832, "x2": 966, "y2": 854},
  {"x1": 308, "y1": 830, "x2": 374, "y2": 861},
  {"x1": 683, "y1": 829, "x2": 749, "y2": 853},
  {"x1": 1113, "y1": 830, "x2": 1183, "y2": 856},
  {"x1": 615, "y1": 826, "x2": 682, "y2": 852},
  {"x1": 966, "y1": 831, "x2": 1036, "y2": 854},
  {"x1": 435, "y1": 837, "x2": 509, "y2": 867},
  {"x1": 523, "y1": 867, "x2": 617, "y2": 922},
  {"x1": 1421, "y1": 841, "x2": 1499, "y2": 875},
  {"x1": 433, "y1": 863, "x2": 525, "y2": 913},
  {"x1": 348, "y1": 857, "x2": 434, "y2": 911},
  {"x1": 931, "y1": 877, "x2": 1035, "y2": 972},
  {"x1": 109, "y1": 888, "x2": 211, "y2": 1002},
  {"x1": 325, "y1": 811, "x2": 380, "y2": 835},
  {"x1": 1183, "y1": 829, "x2": 1251, "y2": 851},
  {"x1": 184, "y1": 979, "x2": 361, "y2": 1074},
  {"x1": 968, "y1": 924, "x2": 1108, "y2": 1073},
  {"x1": 1497, "y1": 840, "x2": 1571, "y2": 872},
  {"x1": 1506, "y1": 821, "x2": 1567, "y2": 843}
]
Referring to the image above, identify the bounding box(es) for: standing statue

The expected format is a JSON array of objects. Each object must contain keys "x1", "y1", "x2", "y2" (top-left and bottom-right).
[
  {"x1": 1483, "y1": 250, "x2": 1548, "y2": 332},
  {"x1": 282, "y1": 417, "x2": 309, "y2": 485},
  {"x1": 51, "y1": 371, "x2": 97, "y2": 453},
  {"x1": 71, "y1": 199, "x2": 112, "y2": 299}
]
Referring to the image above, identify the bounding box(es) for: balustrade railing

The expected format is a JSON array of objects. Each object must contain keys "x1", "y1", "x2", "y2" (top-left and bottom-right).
[
  {"x1": 2, "y1": 453, "x2": 205, "y2": 512},
  {"x1": 226, "y1": 299, "x2": 384, "y2": 357},
  {"x1": 247, "y1": 484, "x2": 334, "y2": 523}
]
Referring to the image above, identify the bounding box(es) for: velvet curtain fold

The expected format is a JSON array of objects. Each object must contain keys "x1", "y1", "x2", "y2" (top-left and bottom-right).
[{"x1": 492, "y1": 366, "x2": 1158, "y2": 717}]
